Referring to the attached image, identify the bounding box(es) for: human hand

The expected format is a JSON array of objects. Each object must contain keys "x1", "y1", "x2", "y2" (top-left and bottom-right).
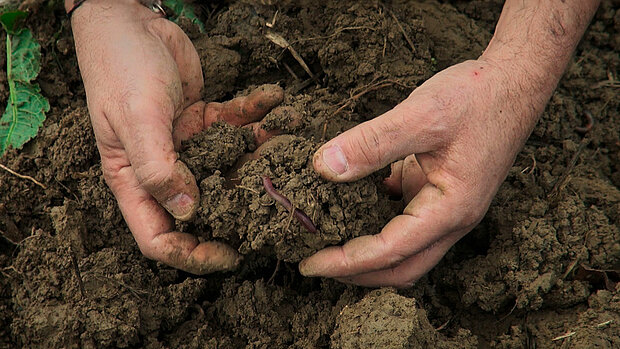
[
  {"x1": 300, "y1": 58, "x2": 548, "y2": 287},
  {"x1": 70, "y1": 0, "x2": 283, "y2": 274}
]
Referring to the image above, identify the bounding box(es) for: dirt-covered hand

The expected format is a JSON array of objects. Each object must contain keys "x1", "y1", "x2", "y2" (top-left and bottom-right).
[
  {"x1": 70, "y1": 0, "x2": 282, "y2": 274},
  {"x1": 300, "y1": 59, "x2": 548, "y2": 287}
]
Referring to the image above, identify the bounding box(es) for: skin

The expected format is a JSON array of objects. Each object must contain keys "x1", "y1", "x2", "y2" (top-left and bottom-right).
[
  {"x1": 300, "y1": 0, "x2": 601, "y2": 287},
  {"x1": 66, "y1": 0, "x2": 600, "y2": 283},
  {"x1": 66, "y1": 0, "x2": 287, "y2": 274}
]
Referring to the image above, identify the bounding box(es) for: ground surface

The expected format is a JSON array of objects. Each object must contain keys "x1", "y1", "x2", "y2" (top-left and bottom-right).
[{"x1": 0, "y1": 1, "x2": 618, "y2": 348}]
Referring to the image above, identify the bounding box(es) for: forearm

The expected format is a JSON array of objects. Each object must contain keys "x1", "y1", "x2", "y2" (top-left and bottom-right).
[{"x1": 482, "y1": 0, "x2": 600, "y2": 109}]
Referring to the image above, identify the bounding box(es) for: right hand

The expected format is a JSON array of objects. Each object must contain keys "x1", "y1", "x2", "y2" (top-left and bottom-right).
[{"x1": 70, "y1": 0, "x2": 284, "y2": 274}]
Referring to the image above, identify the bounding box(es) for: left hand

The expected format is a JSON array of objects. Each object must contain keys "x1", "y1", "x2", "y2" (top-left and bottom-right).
[
  {"x1": 69, "y1": 0, "x2": 285, "y2": 274},
  {"x1": 299, "y1": 58, "x2": 545, "y2": 287}
]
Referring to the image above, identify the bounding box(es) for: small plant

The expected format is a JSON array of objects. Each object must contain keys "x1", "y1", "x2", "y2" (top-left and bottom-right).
[
  {"x1": 0, "y1": 10, "x2": 49, "y2": 156},
  {"x1": 163, "y1": 0, "x2": 205, "y2": 33}
]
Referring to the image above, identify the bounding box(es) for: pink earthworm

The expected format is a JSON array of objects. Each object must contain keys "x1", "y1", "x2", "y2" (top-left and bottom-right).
[
  {"x1": 262, "y1": 176, "x2": 318, "y2": 234},
  {"x1": 575, "y1": 110, "x2": 594, "y2": 134}
]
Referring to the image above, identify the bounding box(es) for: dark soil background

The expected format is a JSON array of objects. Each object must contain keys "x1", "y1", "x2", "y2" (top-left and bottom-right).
[{"x1": 1, "y1": 0, "x2": 618, "y2": 348}]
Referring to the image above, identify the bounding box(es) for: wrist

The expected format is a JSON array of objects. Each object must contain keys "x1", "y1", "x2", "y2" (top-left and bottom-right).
[
  {"x1": 475, "y1": 51, "x2": 552, "y2": 128},
  {"x1": 67, "y1": 0, "x2": 157, "y2": 23},
  {"x1": 66, "y1": 0, "x2": 135, "y2": 13},
  {"x1": 478, "y1": 0, "x2": 599, "y2": 121},
  {"x1": 480, "y1": 33, "x2": 569, "y2": 101}
]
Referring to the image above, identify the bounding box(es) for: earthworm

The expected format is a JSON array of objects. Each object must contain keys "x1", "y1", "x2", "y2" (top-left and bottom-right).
[
  {"x1": 262, "y1": 176, "x2": 318, "y2": 234},
  {"x1": 575, "y1": 110, "x2": 594, "y2": 134}
]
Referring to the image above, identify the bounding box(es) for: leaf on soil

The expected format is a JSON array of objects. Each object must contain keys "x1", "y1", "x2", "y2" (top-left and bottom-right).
[
  {"x1": 0, "y1": 10, "x2": 28, "y2": 34},
  {"x1": 163, "y1": 0, "x2": 205, "y2": 32},
  {"x1": 0, "y1": 27, "x2": 50, "y2": 156}
]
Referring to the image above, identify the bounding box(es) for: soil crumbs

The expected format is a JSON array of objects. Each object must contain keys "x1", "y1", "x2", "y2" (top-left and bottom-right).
[{"x1": 1, "y1": 1, "x2": 619, "y2": 348}]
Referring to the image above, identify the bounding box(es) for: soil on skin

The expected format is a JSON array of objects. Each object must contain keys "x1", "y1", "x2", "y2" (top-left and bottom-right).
[{"x1": 1, "y1": 1, "x2": 618, "y2": 348}]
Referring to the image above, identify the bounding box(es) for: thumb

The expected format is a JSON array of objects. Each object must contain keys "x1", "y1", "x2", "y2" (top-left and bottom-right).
[
  {"x1": 115, "y1": 101, "x2": 199, "y2": 221},
  {"x1": 314, "y1": 101, "x2": 440, "y2": 182}
]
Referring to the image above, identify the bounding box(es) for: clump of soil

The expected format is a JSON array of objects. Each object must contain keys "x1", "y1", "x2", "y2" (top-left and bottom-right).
[
  {"x1": 331, "y1": 288, "x2": 478, "y2": 349},
  {"x1": 180, "y1": 125, "x2": 401, "y2": 262}
]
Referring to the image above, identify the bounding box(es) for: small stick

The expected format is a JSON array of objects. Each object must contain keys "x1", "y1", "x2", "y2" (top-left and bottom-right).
[
  {"x1": 385, "y1": 7, "x2": 416, "y2": 54},
  {"x1": 282, "y1": 61, "x2": 300, "y2": 81},
  {"x1": 267, "y1": 259, "x2": 281, "y2": 285},
  {"x1": 265, "y1": 31, "x2": 315, "y2": 79},
  {"x1": 552, "y1": 331, "x2": 576, "y2": 341},
  {"x1": 435, "y1": 318, "x2": 451, "y2": 331},
  {"x1": 0, "y1": 163, "x2": 47, "y2": 189},
  {"x1": 548, "y1": 138, "x2": 589, "y2": 198},
  {"x1": 70, "y1": 249, "x2": 86, "y2": 299},
  {"x1": 333, "y1": 79, "x2": 406, "y2": 116},
  {"x1": 266, "y1": 9, "x2": 278, "y2": 28},
  {"x1": 575, "y1": 110, "x2": 594, "y2": 134},
  {"x1": 262, "y1": 176, "x2": 318, "y2": 234}
]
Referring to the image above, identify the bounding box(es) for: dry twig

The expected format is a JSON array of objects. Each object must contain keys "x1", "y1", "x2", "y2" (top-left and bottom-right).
[
  {"x1": 265, "y1": 31, "x2": 314, "y2": 79},
  {"x1": 333, "y1": 79, "x2": 409, "y2": 116},
  {"x1": 552, "y1": 331, "x2": 576, "y2": 341},
  {"x1": 383, "y1": 6, "x2": 416, "y2": 54},
  {"x1": 548, "y1": 138, "x2": 589, "y2": 198},
  {"x1": 70, "y1": 248, "x2": 86, "y2": 299}
]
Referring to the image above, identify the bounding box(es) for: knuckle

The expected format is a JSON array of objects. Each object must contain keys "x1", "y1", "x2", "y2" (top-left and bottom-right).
[
  {"x1": 135, "y1": 160, "x2": 176, "y2": 194},
  {"x1": 101, "y1": 167, "x2": 117, "y2": 187},
  {"x1": 120, "y1": 95, "x2": 168, "y2": 121},
  {"x1": 375, "y1": 234, "x2": 408, "y2": 268},
  {"x1": 136, "y1": 242, "x2": 157, "y2": 261},
  {"x1": 100, "y1": 161, "x2": 125, "y2": 192},
  {"x1": 353, "y1": 126, "x2": 383, "y2": 166},
  {"x1": 400, "y1": 93, "x2": 458, "y2": 144}
]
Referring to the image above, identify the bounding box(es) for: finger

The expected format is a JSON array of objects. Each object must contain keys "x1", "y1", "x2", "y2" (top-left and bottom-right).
[
  {"x1": 113, "y1": 99, "x2": 199, "y2": 221},
  {"x1": 299, "y1": 180, "x2": 476, "y2": 278},
  {"x1": 335, "y1": 231, "x2": 464, "y2": 288},
  {"x1": 383, "y1": 155, "x2": 427, "y2": 201},
  {"x1": 148, "y1": 18, "x2": 204, "y2": 107},
  {"x1": 313, "y1": 100, "x2": 447, "y2": 182},
  {"x1": 243, "y1": 106, "x2": 303, "y2": 146},
  {"x1": 401, "y1": 155, "x2": 427, "y2": 203},
  {"x1": 172, "y1": 86, "x2": 286, "y2": 148},
  {"x1": 204, "y1": 84, "x2": 284, "y2": 126},
  {"x1": 172, "y1": 101, "x2": 206, "y2": 149},
  {"x1": 383, "y1": 161, "x2": 404, "y2": 196},
  {"x1": 106, "y1": 162, "x2": 240, "y2": 274}
]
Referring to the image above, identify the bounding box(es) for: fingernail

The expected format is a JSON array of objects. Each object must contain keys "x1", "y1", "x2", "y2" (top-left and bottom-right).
[
  {"x1": 321, "y1": 145, "x2": 348, "y2": 175},
  {"x1": 165, "y1": 193, "x2": 195, "y2": 220},
  {"x1": 298, "y1": 259, "x2": 317, "y2": 277}
]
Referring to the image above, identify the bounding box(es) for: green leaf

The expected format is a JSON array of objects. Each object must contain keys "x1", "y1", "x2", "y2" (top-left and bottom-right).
[
  {"x1": 0, "y1": 10, "x2": 28, "y2": 34},
  {"x1": 0, "y1": 28, "x2": 49, "y2": 156},
  {"x1": 163, "y1": 0, "x2": 205, "y2": 33},
  {"x1": 8, "y1": 28, "x2": 41, "y2": 81}
]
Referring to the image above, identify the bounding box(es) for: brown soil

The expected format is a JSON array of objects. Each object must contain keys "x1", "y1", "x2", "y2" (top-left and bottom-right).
[{"x1": 1, "y1": 1, "x2": 618, "y2": 348}]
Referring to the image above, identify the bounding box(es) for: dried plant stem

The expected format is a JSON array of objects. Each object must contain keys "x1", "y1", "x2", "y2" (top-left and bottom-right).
[{"x1": 333, "y1": 79, "x2": 408, "y2": 116}]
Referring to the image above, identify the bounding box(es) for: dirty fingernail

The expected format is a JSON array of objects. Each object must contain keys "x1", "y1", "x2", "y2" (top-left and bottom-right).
[
  {"x1": 299, "y1": 259, "x2": 318, "y2": 277},
  {"x1": 165, "y1": 193, "x2": 195, "y2": 220},
  {"x1": 321, "y1": 145, "x2": 348, "y2": 175}
]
